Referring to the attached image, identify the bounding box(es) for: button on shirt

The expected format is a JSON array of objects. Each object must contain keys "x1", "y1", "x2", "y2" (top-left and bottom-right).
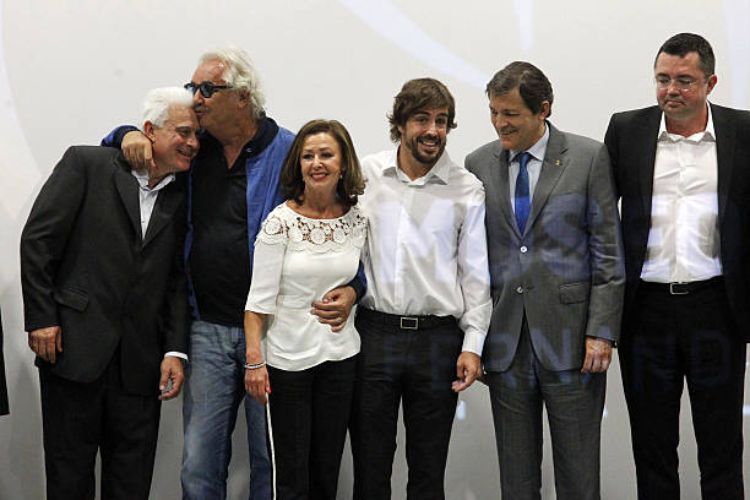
[
  {"x1": 358, "y1": 149, "x2": 492, "y2": 355},
  {"x1": 131, "y1": 169, "x2": 187, "y2": 361},
  {"x1": 641, "y1": 105, "x2": 721, "y2": 283},
  {"x1": 509, "y1": 124, "x2": 549, "y2": 212}
]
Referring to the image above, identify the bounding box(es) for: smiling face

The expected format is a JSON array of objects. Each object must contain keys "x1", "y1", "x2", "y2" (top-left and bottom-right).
[
  {"x1": 489, "y1": 87, "x2": 548, "y2": 152},
  {"x1": 655, "y1": 51, "x2": 716, "y2": 125},
  {"x1": 300, "y1": 132, "x2": 342, "y2": 199},
  {"x1": 147, "y1": 105, "x2": 199, "y2": 174},
  {"x1": 398, "y1": 107, "x2": 449, "y2": 168}
]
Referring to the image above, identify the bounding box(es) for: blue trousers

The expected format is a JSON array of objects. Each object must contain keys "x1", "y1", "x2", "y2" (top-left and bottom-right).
[{"x1": 180, "y1": 320, "x2": 272, "y2": 500}]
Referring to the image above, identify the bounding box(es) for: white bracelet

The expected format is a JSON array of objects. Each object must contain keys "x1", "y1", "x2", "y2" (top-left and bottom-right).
[{"x1": 244, "y1": 361, "x2": 266, "y2": 370}]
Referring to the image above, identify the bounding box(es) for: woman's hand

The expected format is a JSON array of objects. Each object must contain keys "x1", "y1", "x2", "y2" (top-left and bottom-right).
[
  {"x1": 245, "y1": 365, "x2": 271, "y2": 405},
  {"x1": 243, "y1": 311, "x2": 270, "y2": 404}
]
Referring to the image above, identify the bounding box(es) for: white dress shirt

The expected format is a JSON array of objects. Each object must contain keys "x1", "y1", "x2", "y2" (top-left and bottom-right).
[
  {"x1": 245, "y1": 203, "x2": 367, "y2": 371},
  {"x1": 508, "y1": 124, "x2": 549, "y2": 211},
  {"x1": 358, "y1": 149, "x2": 492, "y2": 355},
  {"x1": 641, "y1": 105, "x2": 722, "y2": 283},
  {"x1": 131, "y1": 170, "x2": 175, "y2": 238},
  {"x1": 130, "y1": 169, "x2": 186, "y2": 361}
]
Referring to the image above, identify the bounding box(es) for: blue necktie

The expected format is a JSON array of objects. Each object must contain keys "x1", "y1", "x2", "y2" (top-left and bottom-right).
[{"x1": 514, "y1": 152, "x2": 531, "y2": 234}]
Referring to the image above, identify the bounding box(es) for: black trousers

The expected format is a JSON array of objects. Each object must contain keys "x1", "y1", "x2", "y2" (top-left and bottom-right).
[
  {"x1": 619, "y1": 279, "x2": 745, "y2": 500},
  {"x1": 39, "y1": 356, "x2": 161, "y2": 500},
  {"x1": 350, "y1": 309, "x2": 463, "y2": 500},
  {"x1": 267, "y1": 356, "x2": 357, "y2": 500}
]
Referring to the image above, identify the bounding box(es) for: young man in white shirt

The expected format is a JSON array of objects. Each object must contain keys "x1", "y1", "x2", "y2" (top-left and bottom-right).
[{"x1": 350, "y1": 78, "x2": 492, "y2": 500}]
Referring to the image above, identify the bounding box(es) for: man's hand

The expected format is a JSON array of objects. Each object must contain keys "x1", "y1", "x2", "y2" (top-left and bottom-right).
[
  {"x1": 159, "y1": 356, "x2": 185, "y2": 400},
  {"x1": 311, "y1": 285, "x2": 356, "y2": 333},
  {"x1": 581, "y1": 337, "x2": 613, "y2": 373},
  {"x1": 245, "y1": 366, "x2": 271, "y2": 405},
  {"x1": 452, "y1": 351, "x2": 482, "y2": 392},
  {"x1": 122, "y1": 130, "x2": 156, "y2": 173},
  {"x1": 28, "y1": 326, "x2": 62, "y2": 363}
]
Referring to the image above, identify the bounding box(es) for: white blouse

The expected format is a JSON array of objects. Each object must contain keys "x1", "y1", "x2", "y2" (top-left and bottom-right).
[{"x1": 245, "y1": 202, "x2": 367, "y2": 371}]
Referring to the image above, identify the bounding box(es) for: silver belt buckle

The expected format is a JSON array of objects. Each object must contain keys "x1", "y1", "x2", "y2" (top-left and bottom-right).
[
  {"x1": 669, "y1": 282, "x2": 689, "y2": 295},
  {"x1": 400, "y1": 317, "x2": 419, "y2": 330}
]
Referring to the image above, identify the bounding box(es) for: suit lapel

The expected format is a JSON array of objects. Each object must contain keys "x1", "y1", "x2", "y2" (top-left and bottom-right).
[
  {"x1": 143, "y1": 182, "x2": 180, "y2": 247},
  {"x1": 491, "y1": 144, "x2": 521, "y2": 238},
  {"x1": 113, "y1": 159, "x2": 142, "y2": 242},
  {"x1": 712, "y1": 104, "x2": 735, "y2": 224},
  {"x1": 525, "y1": 124, "x2": 567, "y2": 233},
  {"x1": 636, "y1": 108, "x2": 661, "y2": 219}
]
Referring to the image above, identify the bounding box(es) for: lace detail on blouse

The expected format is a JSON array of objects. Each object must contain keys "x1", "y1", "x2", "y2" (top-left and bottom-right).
[{"x1": 256, "y1": 203, "x2": 367, "y2": 253}]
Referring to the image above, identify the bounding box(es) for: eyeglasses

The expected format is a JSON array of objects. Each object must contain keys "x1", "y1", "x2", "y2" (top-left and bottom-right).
[
  {"x1": 184, "y1": 81, "x2": 233, "y2": 98},
  {"x1": 654, "y1": 76, "x2": 704, "y2": 91}
]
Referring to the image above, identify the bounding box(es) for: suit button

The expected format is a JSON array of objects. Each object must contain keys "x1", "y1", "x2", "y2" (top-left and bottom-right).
[
  {"x1": 516, "y1": 286, "x2": 523, "y2": 294},
  {"x1": 520, "y1": 245, "x2": 528, "y2": 253}
]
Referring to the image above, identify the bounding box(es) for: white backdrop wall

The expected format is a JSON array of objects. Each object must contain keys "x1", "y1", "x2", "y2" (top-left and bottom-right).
[{"x1": 1, "y1": 1, "x2": 749, "y2": 498}]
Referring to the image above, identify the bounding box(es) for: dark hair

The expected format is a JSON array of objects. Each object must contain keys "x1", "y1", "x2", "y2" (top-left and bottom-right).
[
  {"x1": 655, "y1": 33, "x2": 715, "y2": 76},
  {"x1": 485, "y1": 61, "x2": 554, "y2": 117},
  {"x1": 280, "y1": 119, "x2": 365, "y2": 207},
  {"x1": 388, "y1": 78, "x2": 457, "y2": 143}
]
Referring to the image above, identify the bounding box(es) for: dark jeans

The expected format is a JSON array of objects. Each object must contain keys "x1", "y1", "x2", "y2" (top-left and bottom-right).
[
  {"x1": 39, "y1": 357, "x2": 161, "y2": 500},
  {"x1": 350, "y1": 309, "x2": 463, "y2": 500},
  {"x1": 267, "y1": 356, "x2": 357, "y2": 500},
  {"x1": 620, "y1": 279, "x2": 746, "y2": 500}
]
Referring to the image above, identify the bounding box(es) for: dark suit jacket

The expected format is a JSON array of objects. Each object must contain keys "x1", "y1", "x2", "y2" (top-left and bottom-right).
[
  {"x1": 0, "y1": 308, "x2": 8, "y2": 415},
  {"x1": 21, "y1": 146, "x2": 189, "y2": 395},
  {"x1": 466, "y1": 123, "x2": 625, "y2": 372},
  {"x1": 605, "y1": 104, "x2": 750, "y2": 340}
]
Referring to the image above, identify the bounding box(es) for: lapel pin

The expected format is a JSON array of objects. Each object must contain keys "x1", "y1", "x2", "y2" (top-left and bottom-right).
[{"x1": 554, "y1": 159, "x2": 561, "y2": 167}]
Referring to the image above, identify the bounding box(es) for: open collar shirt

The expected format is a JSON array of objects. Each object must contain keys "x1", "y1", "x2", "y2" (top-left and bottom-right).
[
  {"x1": 358, "y1": 148, "x2": 492, "y2": 355},
  {"x1": 641, "y1": 104, "x2": 721, "y2": 283}
]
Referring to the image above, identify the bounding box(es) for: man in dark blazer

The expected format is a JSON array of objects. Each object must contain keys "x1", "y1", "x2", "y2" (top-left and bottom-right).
[
  {"x1": 21, "y1": 87, "x2": 198, "y2": 499},
  {"x1": 466, "y1": 62, "x2": 624, "y2": 500},
  {"x1": 0, "y1": 307, "x2": 8, "y2": 416},
  {"x1": 605, "y1": 33, "x2": 749, "y2": 500}
]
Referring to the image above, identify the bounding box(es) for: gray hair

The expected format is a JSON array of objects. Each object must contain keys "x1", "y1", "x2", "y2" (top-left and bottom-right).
[
  {"x1": 141, "y1": 87, "x2": 194, "y2": 127},
  {"x1": 199, "y1": 47, "x2": 266, "y2": 119}
]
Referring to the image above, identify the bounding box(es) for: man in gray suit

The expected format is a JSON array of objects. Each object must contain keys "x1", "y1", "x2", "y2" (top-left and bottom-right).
[{"x1": 465, "y1": 61, "x2": 625, "y2": 500}]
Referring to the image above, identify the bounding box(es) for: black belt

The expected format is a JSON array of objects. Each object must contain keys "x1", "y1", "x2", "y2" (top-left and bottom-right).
[
  {"x1": 357, "y1": 307, "x2": 456, "y2": 330},
  {"x1": 639, "y1": 277, "x2": 723, "y2": 296}
]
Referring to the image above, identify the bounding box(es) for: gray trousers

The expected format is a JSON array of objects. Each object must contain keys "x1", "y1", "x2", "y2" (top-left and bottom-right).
[{"x1": 486, "y1": 323, "x2": 606, "y2": 500}]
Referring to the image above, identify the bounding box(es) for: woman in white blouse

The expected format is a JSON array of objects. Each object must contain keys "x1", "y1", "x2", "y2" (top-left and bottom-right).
[{"x1": 244, "y1": 119, "x2": 367, "y2": 499}]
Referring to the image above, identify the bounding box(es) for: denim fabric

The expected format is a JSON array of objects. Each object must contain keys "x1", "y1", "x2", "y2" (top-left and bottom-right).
[{"x1": 181, "y1": 321, "x2": 271, "y2": 500}]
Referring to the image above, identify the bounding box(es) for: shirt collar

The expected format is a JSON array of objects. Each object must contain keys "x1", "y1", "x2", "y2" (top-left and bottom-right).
[
  {"x1": 509, "y1": 122, "x2": 549, "y2": 163},
  {"x1": 658, "y1": 102, "x2": 716, "y2": 143},
  {"x1": 380, "y1": 147, "x2": 453, "y2": 185},
  {"x1": 200, "y1": 114, "x2": 280, "y2": 158},
  {"x1": 131, "y1": 169, "x2": 175, "y2": 192}
]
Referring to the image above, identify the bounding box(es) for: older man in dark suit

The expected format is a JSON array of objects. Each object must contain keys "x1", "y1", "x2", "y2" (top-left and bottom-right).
[
  {"x1": 466, "y1": 62, "x2": 624, "y2": 500},
  {"x1": 21, "y1": 87, "x2": 198, "y2": 499},
  {"x1": 0, "y1": 307, "x2": 7, "y2": 416},
  {"x1": 605, "y1": 33, "x2": 749, "y2": 500}
]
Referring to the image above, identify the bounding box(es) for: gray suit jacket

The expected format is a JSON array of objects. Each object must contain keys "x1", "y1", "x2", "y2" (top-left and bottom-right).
[{"x1": 466, "y1": 123, "x2": 624, "y2": 372}]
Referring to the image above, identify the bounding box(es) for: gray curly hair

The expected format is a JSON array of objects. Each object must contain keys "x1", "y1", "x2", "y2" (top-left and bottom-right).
[{"x1": 199, "y1": 47, "x2": 266, "y2": 119}]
